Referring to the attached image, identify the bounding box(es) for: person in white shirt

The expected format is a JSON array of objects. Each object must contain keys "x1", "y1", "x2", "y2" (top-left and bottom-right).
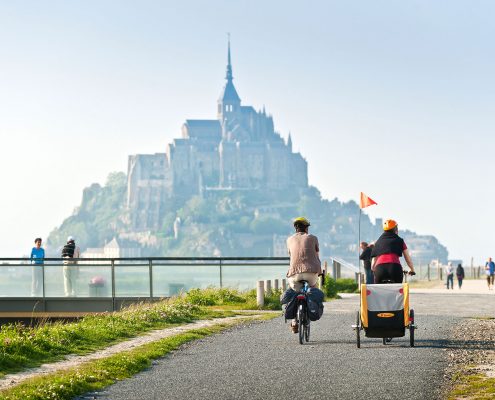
[{"x1": 445, "y1": 262, "x2": 454, "y2": 290}]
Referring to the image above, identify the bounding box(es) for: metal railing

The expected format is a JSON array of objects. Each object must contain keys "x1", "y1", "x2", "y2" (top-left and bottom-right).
[{"x1": 0, "y1": 257, "x2": 291, "y2": 299}]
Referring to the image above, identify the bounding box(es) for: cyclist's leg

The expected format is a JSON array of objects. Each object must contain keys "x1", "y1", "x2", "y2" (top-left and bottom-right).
[
  {"x1": 298, "y1": 272, "x2": 318, "y2": 288},
  {"x1": 390, "y1": 264, "x2": 404, "y2": 283},
  {"x1": 287, "y1": 275, "x2": 304, "y2": 292},
  {"x1": 373, "y1": 265, "x2": 388, "y2": 283}
]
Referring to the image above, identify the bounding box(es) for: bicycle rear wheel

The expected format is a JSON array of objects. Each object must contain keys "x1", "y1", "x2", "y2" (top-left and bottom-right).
[
  {"x1": 304, "y1": 319, "x2": 310, "y2": 342},
  {"x1": 298, "y1": 304, "x2": 304, "y2": 345}
]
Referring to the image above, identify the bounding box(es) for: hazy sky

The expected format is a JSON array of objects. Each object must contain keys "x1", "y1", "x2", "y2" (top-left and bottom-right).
[{"x1": 1, "y1": 0, "x2": 494, "y2": 263}]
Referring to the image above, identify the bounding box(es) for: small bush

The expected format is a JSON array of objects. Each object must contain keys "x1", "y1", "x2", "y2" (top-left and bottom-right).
[
  {"x1": 323, "y1": 275, "x2": 338, "y2": 298},
  {"x1": 335, "y1": 278, "x2": 358, "y2": 293},
  {"x1": 184, "y1": 287, "x2": 245, "y2": 306}
]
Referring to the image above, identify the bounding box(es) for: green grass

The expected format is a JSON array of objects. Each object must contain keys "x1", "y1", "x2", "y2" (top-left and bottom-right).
[
  {"x1": 449, "y1": 373, "x2": 495, "y2": 399},
  {"x1": 184, "y1": 287, "x2": 282, "y2": 310},
  {"x1": 0, "y1": 298, "x2": 229, "y2": 378},
  {"x1": 0, "y1": 316, "x2": 276, "y2": 400},
  {"x1": 0, "y1": 287, "x2": 282, "y2": 379}
]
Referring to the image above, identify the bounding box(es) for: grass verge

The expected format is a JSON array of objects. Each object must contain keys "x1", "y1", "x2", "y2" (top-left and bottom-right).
[
  {"x1": 0, "y1": 299, "x2": 229, "y2": 378},
  {"x1": 449, "y1": 374, "x2": 495, "y2": 399},
  {"x1": 0, "y1": 315, "x2": 276, "y2": 400},
  {"x1": 0, "y1": 287, "x2": 281, "y2": 378}
]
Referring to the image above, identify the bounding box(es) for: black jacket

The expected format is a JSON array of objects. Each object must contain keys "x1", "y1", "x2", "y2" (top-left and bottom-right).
[
  {"x1": 359, "y1": 247, "x2": 372, "y2": 270},
  {"x1": 371, "y1": 231, "x2": 405, "y2": 258}
]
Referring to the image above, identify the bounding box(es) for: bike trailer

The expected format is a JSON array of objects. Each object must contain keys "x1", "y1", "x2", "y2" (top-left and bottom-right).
[{"x1": 360, "y1": 283, "x2": 410, "y2": 338}]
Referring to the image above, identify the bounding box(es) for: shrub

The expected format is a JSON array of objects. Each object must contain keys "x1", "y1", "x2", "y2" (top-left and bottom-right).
[
  {"x1": 323, "y1": 275, "x2": 338, "y2": 299},
  {"x1": 335, "y1": 278, "x2": 358, "y2": 293},
  {"x1": 184, "y1": 287, "x2": 245, "y2": 306}
]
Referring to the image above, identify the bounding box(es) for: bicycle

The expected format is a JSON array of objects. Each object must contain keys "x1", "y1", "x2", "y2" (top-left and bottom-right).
[{"x1": 295, "y1": 280, "x2": 310, "y2": 345}]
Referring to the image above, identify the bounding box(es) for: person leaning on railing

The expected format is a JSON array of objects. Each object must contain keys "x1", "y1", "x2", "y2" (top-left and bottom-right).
[
  {"x1": 30, "y1": 237, "x2": 44, "y2": 296},
  {"x1": 286, "y1": 217, "x2": 322, "y2": 332},
  {"x1": 62, "y1": 236, "x2": 80, "y2": 297}
]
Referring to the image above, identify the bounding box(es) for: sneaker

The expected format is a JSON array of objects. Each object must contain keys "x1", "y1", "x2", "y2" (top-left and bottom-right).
[{"x1": 291, "y1": 322, "x2": 299, "y2": 334}]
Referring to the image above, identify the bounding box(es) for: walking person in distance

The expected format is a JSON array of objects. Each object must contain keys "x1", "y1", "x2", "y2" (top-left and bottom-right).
[
  {"x1": 456, "y1": 263, "x2": 465, "y2": 289},
  {"x1": 485, "y1": 257, "x2": 495, "y2": 290},
  {"x1": 445, "y1": 262, "x2": 454, "y2": 290}
]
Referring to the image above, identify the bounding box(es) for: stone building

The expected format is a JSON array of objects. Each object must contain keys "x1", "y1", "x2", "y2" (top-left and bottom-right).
[{"x1": 127, "y1": 41, "x2": 308, "y2": 229}]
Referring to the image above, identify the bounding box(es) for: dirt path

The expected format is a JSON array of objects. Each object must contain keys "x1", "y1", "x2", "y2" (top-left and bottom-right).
[{"x1": 0, "y1": 315, "x2": 262, "y2": 390}]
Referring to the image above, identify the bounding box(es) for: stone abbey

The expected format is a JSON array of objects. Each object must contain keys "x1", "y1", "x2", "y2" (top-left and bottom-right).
[{"x1": 127, "y1": 42, "x2": 308, "y2": 229}]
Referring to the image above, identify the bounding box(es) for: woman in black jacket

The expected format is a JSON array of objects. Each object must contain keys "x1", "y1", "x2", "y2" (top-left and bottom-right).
[
  {"x1": 371, "y1": 219, "x2": 416, "y2": 283},
  {"x1": 456, "y1": 263, "x2": 465, "y2": 289}
]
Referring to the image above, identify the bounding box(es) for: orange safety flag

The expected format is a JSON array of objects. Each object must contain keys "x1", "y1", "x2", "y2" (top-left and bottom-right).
[{"x1": 360, "y1": 192, "x2": 377, "y2": 209}]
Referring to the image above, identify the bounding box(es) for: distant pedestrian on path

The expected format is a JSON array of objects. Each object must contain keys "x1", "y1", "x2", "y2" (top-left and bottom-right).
[
  {"x1": 456, "y1": 263, "x2": 465, "y2": 289},
  {"x1": 359, "y1": 242, "x2": 373, "y2": 284},
  {"x1": 485, "y1": 257, "x2": 495, "y2": 290},
  {"x1": 445, "y1": 262, "x2": 454, "y2": 290},
  {"x1": 62, "y1": 236, "x2": 80, "y2": 296},
  {"x1": 30, "y1": 237, "x2": 44, "y2": 296}
]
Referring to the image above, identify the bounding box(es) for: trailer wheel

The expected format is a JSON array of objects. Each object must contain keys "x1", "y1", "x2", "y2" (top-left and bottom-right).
[
  {"x1": 356, "y1": 311, "x2": 361, "y2": 348},
  {"x1": 409, "y1": 309, "x2": 415, "y2": 347}
]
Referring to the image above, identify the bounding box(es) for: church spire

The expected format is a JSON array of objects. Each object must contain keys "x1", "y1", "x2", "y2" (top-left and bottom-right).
[
  {"x1": 287, "y1": 132, "x2": 293, "y2": 151},
  {"x1": 218, "y1": 34, "x2": 241, "y2": 121},
  {"x1": 226, "y1": 34, "x2": 233, "y2": 82}
]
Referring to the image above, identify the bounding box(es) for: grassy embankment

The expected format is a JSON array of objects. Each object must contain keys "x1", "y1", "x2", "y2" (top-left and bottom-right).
[
  {"x1": 0, "y1": 316, "x2": 275, "y2": 400},
  {"x1": 0, "y1": 288, "x2": 283, "y2": 379}
]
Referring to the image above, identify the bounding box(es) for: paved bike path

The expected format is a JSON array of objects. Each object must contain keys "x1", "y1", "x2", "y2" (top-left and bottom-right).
[{"x1": 87, "y1": 293, "x2": 494, "y2": 400}]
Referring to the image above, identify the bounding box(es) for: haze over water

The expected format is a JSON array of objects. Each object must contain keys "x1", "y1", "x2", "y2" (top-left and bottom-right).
[{"x1": 1, "y1": 0, "x2": 494, "y2": 264}]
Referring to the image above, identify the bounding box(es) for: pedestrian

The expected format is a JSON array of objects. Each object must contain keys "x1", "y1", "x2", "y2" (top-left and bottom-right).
[
  {"x1": 359, "y1": 241, "x2": 374, "y2": 284},
  {"x1": 456, "y1": 263, "x2": 465, "y2": 289},
  {"x1": 445, "y1": 262, "x2": 454, "y2": 290},
  {"x1": 62, "y1": 236, "x2": 80, "y2": 296},
  {"x1": 485, "y1": 257, "x2": 495, "y2": 290},
  {"x1": 30, "y1": 237, "x2": 44, "y2": 296}
]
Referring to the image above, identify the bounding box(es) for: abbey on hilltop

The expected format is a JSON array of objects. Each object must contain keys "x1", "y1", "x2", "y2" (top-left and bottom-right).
[{"x1": 127, "y1": 41, "x2": 308, "y2": 229}]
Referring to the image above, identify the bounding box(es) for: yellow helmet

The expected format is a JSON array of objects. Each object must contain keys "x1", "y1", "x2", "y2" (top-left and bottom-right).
[
  {"x1": 293, "y1": 217, "x2": 310, "y2": 227},
  {"x1": 383, "y1": 219, "x2": 398, "y2": 231}
]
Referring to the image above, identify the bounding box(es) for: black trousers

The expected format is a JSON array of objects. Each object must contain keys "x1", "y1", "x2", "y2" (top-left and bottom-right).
[{"x1": 374, "y1": 263, "x2": 403, "y2": 284}]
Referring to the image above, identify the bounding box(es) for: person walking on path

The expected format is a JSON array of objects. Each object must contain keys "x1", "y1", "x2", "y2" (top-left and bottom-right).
[
  {"x1": 485, "y1": 257, "x2": 495, "y2": 290},
  {"x1": 286, "y1": 217, "x2": 322, "y2": 333},
  {"x1": 445, "y1": 262, "x2": 454, "y2": 290},
  {"x1": 62, "y1": 236, "x2": 80, "y2": 296},
  {"x1": 456, "y1": 263, "x2": 465, "y2": 289},
  {"x1": 30, "y1": 237, "x2": 44, "y2": 296},
  {"x1": 360, "y1": 242, "x2": 373, "y2": 284}
]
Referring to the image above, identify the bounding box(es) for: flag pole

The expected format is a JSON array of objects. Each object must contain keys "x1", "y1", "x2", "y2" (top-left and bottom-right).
[{"x1": 358, "y1": 207, "x2": 362, "y2": 283}]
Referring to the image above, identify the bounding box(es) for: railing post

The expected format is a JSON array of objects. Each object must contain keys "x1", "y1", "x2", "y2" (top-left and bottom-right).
[
  {"x1": 219, "y1": 259, "x2": 223, "y2": 288},
  {"x1": 149, "y1": 259, "x2": 153, "y2": 299},
  {"x1": 274, "y1": 279, "x2": 279, "y2": 291},
  {"x1": 282, "y1": 278, "x2": 287, "y2": 291},
  {"x1": 257, "y1": 280, "x2": 264, "y2": 307},
  {"x1": 427, "y1": 263, "x2": 430, "y2": 281},
  {"x1": 264, "y1": 279, "x2": 272, "y2": 295},
  {"x1": 42, "y1": 263, "x2": 46, "y2": 299},
  {"x1": 111, "y1": 259, "x2": 116, "y2": 311}
]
